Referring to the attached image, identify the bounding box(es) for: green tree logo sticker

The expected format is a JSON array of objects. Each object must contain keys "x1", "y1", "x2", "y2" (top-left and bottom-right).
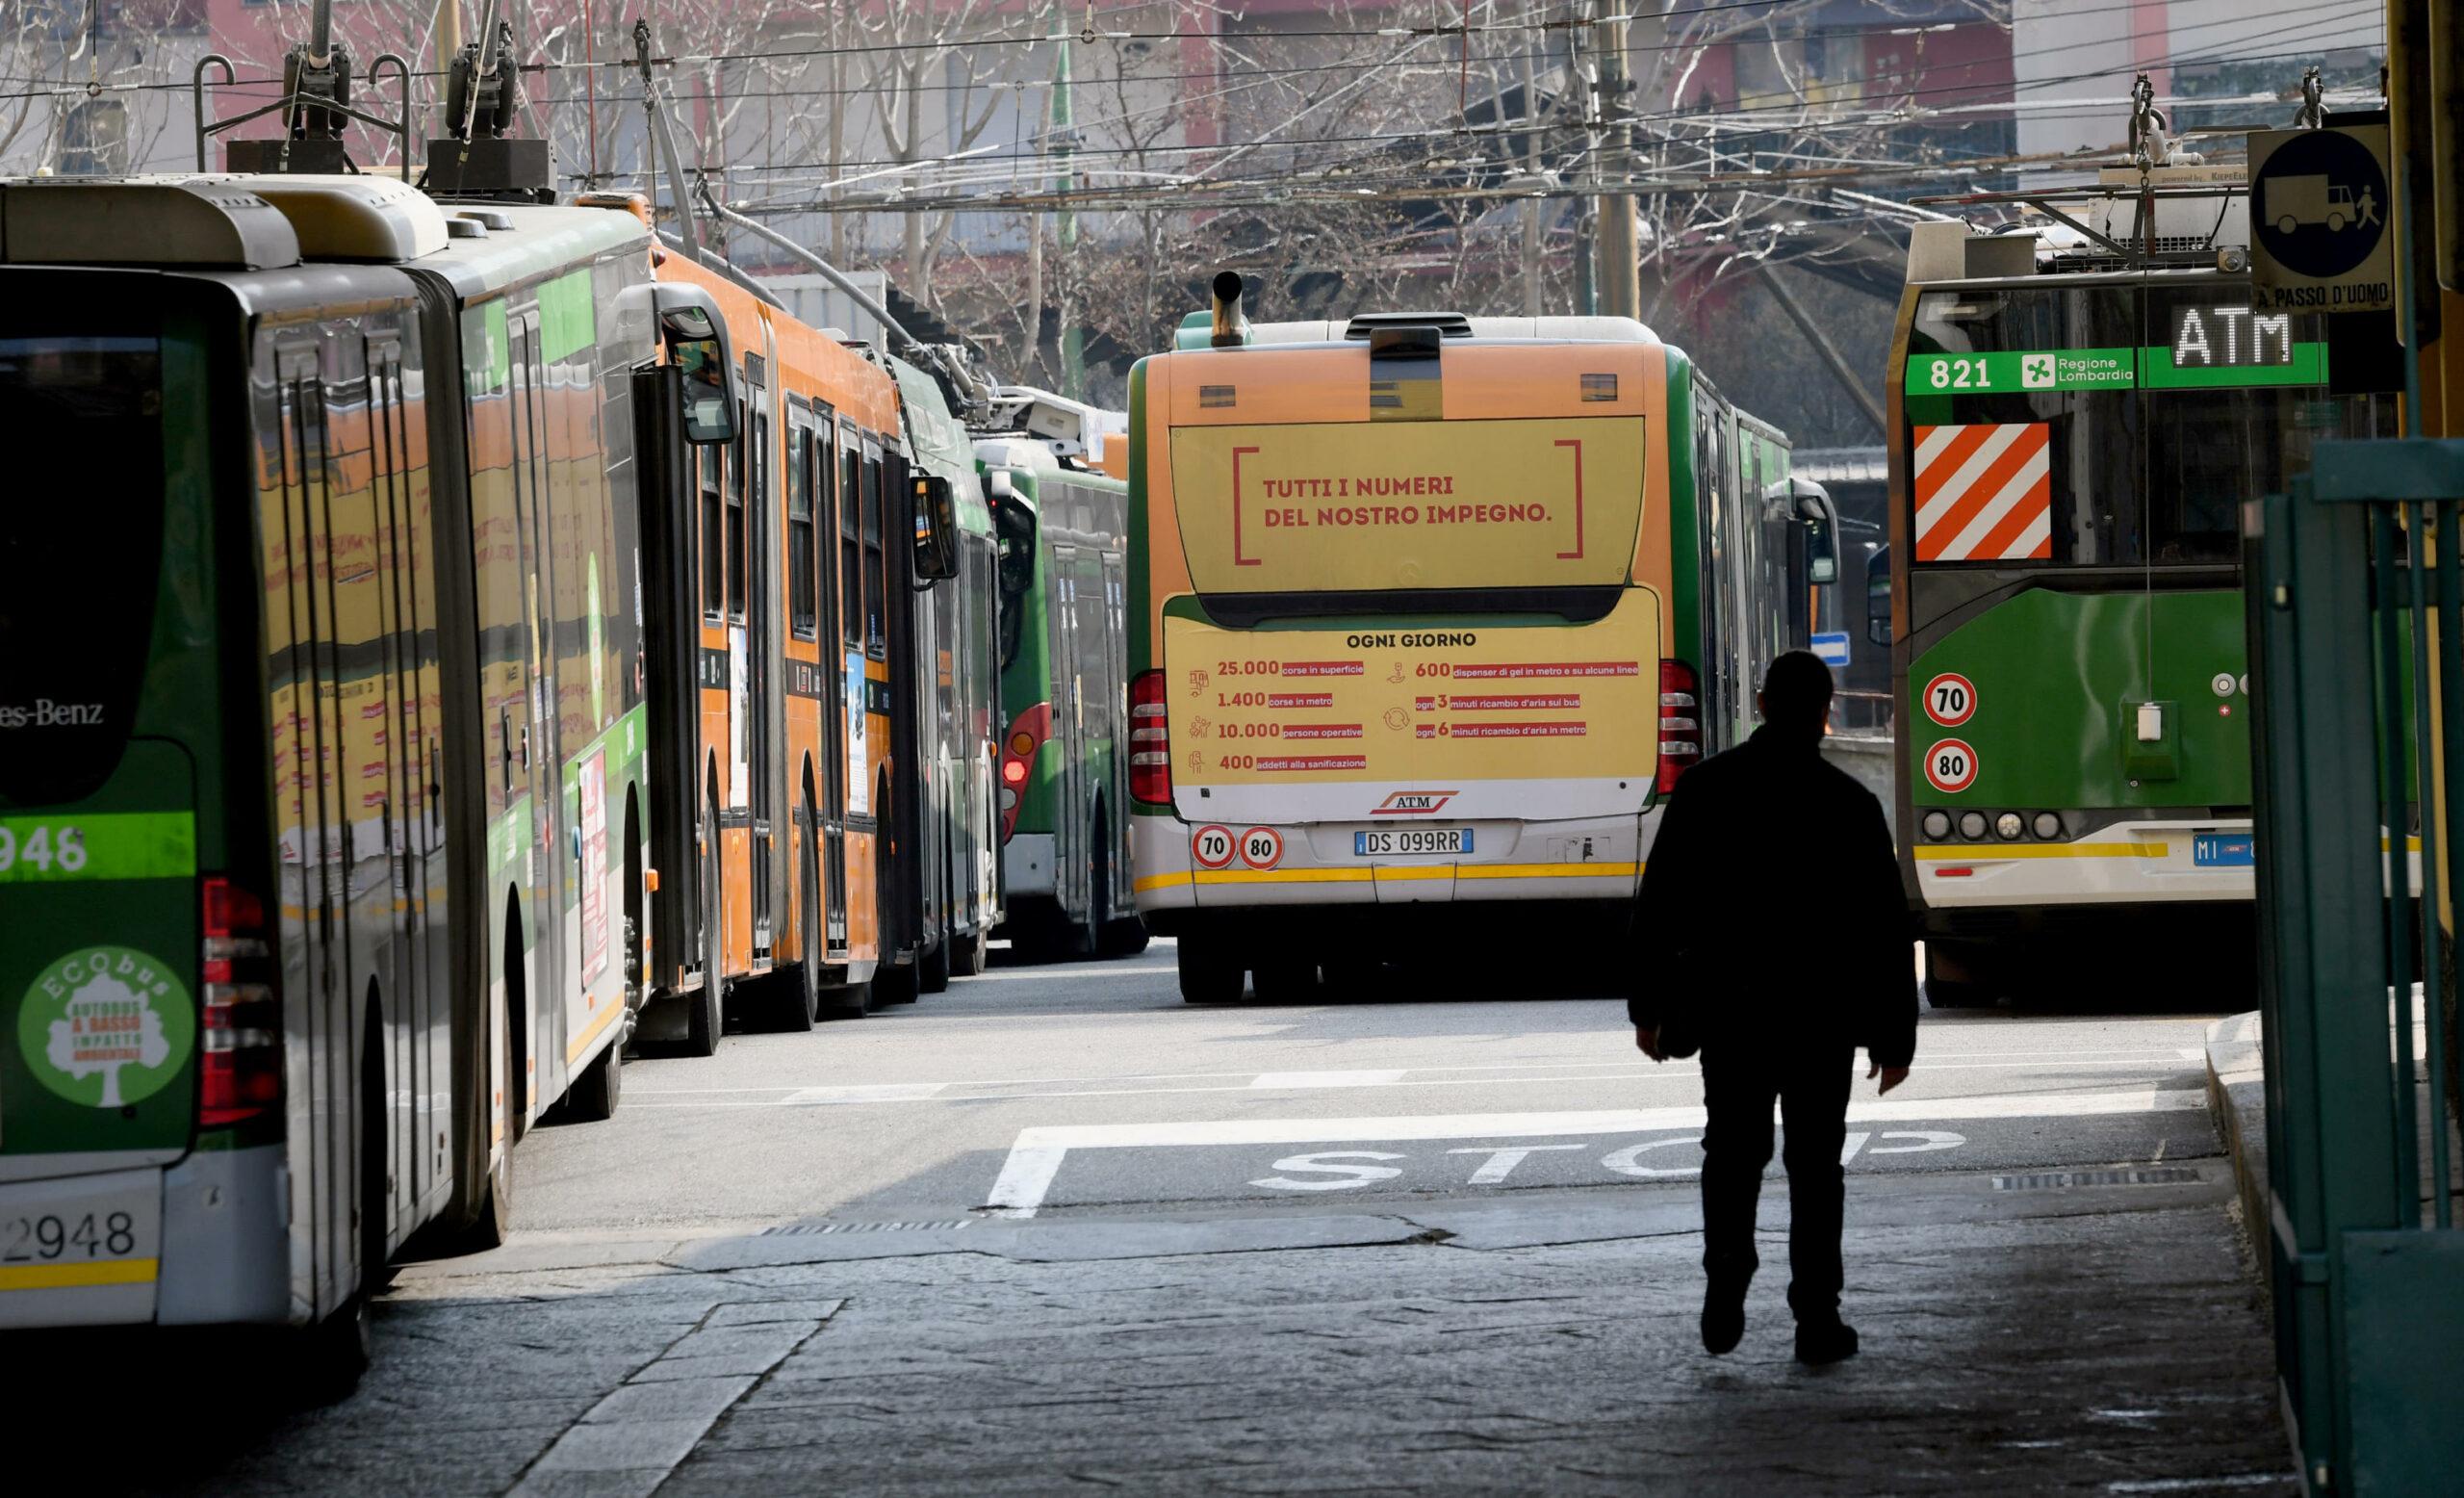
[{"x1": 17, "y1": 945, "x2": 196, "y2": 1108}]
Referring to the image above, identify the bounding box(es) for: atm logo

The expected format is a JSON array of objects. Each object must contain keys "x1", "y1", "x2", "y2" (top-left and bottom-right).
[{"x1": 1372, "y1": 790, "x2": 1457, "y2": 815}]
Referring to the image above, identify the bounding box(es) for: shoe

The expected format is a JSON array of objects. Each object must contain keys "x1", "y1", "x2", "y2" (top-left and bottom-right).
[
  {"x1": 1701, "y1": 1279, "x2": 1747, "y2": 1356},
  {"x1": 1794, "y1": 1318, "x2": 1860, "y2": 1365}
]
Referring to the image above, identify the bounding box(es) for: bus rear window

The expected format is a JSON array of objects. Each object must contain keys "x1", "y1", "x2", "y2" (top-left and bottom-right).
[{"x1": 0, "y1": 329, "x2": 165, "y2": 806}]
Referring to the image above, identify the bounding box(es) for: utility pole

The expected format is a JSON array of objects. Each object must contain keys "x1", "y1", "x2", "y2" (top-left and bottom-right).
[
  {"x1": 1589, "y1": 0, "x2": 1640, "y2": 321},
  {"x1": 1521, "y1": 1, "x2": 1545, "y2": 318},
  {"x1": 1052, "y1": 16, "x2": 1084, "y2": 400}
]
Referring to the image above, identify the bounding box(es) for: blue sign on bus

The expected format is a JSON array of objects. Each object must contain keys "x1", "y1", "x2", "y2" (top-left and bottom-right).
[{"x1": 1810, "y1": 632, "x2": 1852, "y2": 667}]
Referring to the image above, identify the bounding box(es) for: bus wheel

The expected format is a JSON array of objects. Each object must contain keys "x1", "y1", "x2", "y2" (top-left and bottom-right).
[
  {"x1": 950, "y1": 922, "x2": 988, "y2": 977},
  {"x1": 1177, "y1": 932, "x2": 1245, "y2": 1004},
  {"x1": 1252, "y1": 959, "x2": 1321, "y2": 1005},
  {"x1": 777, "y1": 832, "x2": 823, "y2": 1031},
  {"x1": 920, "y1": 934, "x2": 952, "y2": 994},
  {"x1": 1100, "y1": 917, "x2": 1151, "y2": 960},
  {"x1": 687, "y1": 803, "x2": 726, "y2": 1056},
  {"x1": 568, "y1": 1012, "x2": 625, "y2": 1122},
  {"x1": 293, "y1": 1292, "x2": 372, "y2": 1406},
  {"x1": 1923, "y1": 940, "x2": 1998, "y2": 1009}
]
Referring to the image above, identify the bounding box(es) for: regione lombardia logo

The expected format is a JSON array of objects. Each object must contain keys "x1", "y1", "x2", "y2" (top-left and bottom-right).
[
  {"x1": 2020, "y1": 354, "x2": 2057, "y2": 390},
  {"x1": 17, "y1": 944, "x2": 196, "y2": 1108}
]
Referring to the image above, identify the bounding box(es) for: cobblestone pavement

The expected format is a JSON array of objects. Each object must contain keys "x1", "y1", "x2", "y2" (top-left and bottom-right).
[{"x1": 90, "y1": 1167, "x2": 2291, "y2": 1497}]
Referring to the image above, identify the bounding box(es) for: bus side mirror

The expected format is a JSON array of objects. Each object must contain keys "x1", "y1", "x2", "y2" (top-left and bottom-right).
[
  {"x1": 1865, "y1": 547, "x2": 1892, "y2": 647},
  {"x1": 913, "y1": 474, "x2": 960, "y2": 581},
  {"x1": 659, "y1": 303, "x2": 736, "y2": 446},
  {"x1": 1807, "y1": 517, "x2": 1837, "y2": 584}
]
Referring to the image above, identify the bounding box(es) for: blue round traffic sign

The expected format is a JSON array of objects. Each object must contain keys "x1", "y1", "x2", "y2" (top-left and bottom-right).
[{"x1": 2253, "y1": 129, "x2": 2388, "y2": 279}]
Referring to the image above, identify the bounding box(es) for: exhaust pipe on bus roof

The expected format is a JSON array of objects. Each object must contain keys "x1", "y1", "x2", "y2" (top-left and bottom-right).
[{"x1": 1210, "y1": 271, "x2": 1250, "y2": 349}]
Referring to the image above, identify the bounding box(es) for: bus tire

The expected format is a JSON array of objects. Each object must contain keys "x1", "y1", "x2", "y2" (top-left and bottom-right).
[
  {"x1": 1099, "y1": 917, "x2": 1151, "y2": 960},
  {"x1": 687, "y1": 798, "x2": 726, "y2": 1056},
  {"x1": 1178, "y1": 933, "x2": 1245, "y2": 1005},
  {"x1": 951, "y1": 923, "x2": 988, "y2": 977},
  {"x1": 873, "y1": 959, "x2": 919, "y2": 1007},
  {"x1": 567, "y1": 1027, "x2": 624, "y2": 1122},
  {"x1": 920, "y1": 935, "x2": 952, "y2": 994},
  {"x1": 293, "y1": 1293, "x2": 372, "y2": 1406},
  {"x1": 1252, "y1": 959, "x2": 1320, "y2": 1005},
  {"x1": 1923, "y1": 940, "x2": 1997, "y2": 1008}
]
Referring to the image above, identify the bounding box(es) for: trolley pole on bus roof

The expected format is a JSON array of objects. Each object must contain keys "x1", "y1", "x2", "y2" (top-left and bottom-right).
[{"x1": 1589, "y1": 1, "x2": 1641, "y2": 322}]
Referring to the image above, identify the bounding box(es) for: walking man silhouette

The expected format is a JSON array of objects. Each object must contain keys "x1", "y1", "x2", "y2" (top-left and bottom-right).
[
  {"x1": 2356, "y1": 184, "x2": 2381, "y2": 229},
  {"x1": 1630, "y1": 650, "x2": 1918, "y2": 1363}
]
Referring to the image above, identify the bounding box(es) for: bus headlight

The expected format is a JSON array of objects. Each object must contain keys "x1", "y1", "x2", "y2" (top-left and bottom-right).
[
  {"x1": 1921, "y1": 811, "x2": 1952, "y2": 840},
  {"x1": 1958, "y1": 812, "x2": 1989, "y2": 840},
  {"x1": 1995, "y1": 813, "x2": 2023, "y2": 840},
  {"x1": 2032, "y1": 812, "x2": 2063, "y2": 839}
]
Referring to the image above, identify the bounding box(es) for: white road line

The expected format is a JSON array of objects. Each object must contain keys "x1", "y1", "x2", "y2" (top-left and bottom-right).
[
  {"x1": 779, "y1": 1083, "x2": 948, "y2": 1105},
  {"x1": 1251, "y1": 1070, "x2": 1406, "y2": 1089},
  {"x1": 629, "y1": 1057, "x2": 2199, "y2": 1109},
  {"x1": 979, "y1": 1089, "x2": 2209, "y2": 1217}
]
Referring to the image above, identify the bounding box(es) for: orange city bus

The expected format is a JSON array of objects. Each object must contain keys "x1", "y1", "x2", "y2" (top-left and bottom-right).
[
  {"x1": 1126, "y1": 286, "x2": 1835, "y2": 1003},
  {"x1": 633, "y1": 257, "x2": 908, "y2": 1046}
]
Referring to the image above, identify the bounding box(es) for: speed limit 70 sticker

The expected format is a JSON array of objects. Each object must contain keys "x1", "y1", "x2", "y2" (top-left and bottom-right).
[
  {"x1": 1238, "y1": 827, "x2": 1285, "y2": 869},
  {"x1": 1922, "y1": 673, "x2": 1976, "y2": 728},
  {"x1": 1924, "y1": 739, "x2": 1979, "y2": 794},
  {"x1": 1191, "y1": 825, "x2": 1236, "y2": 869}
]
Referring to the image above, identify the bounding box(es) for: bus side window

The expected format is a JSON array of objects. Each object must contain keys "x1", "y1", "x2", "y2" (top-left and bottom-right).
[
  {"x1": 788, "y1": 422, "x2": 816, "y2": 638},
  {"x1": 860, "y1": 444, "x2": 885, "y2": 658},
  {"x1": 839, "y1": 427, "x2": 863, "y2": 648},
  {"x1": 700, "y1": 444, "x2": 723, "y2": 621},
  {"x1": 726, "y1": 395, "x2": 747, "y2": 621}
]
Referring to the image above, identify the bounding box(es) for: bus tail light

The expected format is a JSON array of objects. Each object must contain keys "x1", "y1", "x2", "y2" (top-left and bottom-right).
[
  {"x1": 200, "y1": 875, "x2": 281, "y2": 1128},
  {"x1": 1656, "y1": 659, "x2": 1703, "y2": 794},
  {"x1": 1130, "y1": 670, "x2": 1172, "y2": 806},
  {"x1": 998, "y1": 703, "x2": 1052, "y2": 842}
]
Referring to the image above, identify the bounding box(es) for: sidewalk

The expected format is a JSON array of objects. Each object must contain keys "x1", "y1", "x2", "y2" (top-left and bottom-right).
[{"x1": 117, "y1": 1166, "x2": 2295, "y2": 1496}]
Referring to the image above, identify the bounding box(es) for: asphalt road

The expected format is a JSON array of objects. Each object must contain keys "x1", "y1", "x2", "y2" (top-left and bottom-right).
[
  {"x1": 56, "y1": 941, "x2": 2293, "y2": 1496},
  {"x1": 515, "y1": 941, "x2": 2227, "y2": 1232}
]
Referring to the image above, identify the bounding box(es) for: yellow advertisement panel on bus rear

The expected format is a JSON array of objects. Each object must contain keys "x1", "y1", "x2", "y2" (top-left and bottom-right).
[
  {"x1": 1161, "y1": 589, "x2": 1659, "y2": 821},
  {"x1": 1167, "y1": 417, "x2": 1646, "y2": 595}
]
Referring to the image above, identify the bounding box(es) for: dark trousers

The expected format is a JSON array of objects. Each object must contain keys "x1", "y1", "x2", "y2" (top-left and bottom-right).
[{"x1": 1699, "y1": 1041, "x2": 1854, "y2": 1322}]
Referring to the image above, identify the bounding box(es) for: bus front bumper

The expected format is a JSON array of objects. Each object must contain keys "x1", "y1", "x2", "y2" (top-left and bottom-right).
[{"x1": 1131, "y1": 810, "x2": 1652, "y2": 917}]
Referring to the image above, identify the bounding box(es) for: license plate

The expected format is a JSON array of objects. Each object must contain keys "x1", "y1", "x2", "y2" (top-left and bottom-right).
[
  {"x1": 2194, "y1": 833, "x2": 2255, "y2": 867},
  {"x1": 1354, "y1": 827, "x2": 1473, "y2": 857},
  {"x1": 0, "y1": 1170, "x2": 162, "y2": 1301}
]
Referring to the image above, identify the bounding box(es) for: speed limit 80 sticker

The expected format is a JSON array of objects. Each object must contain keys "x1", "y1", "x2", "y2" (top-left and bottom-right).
[
  {"x1": 1924, "y1": 739, "x2": 1979, "y2": 794},
  {"x1": 1237, "y1": 827, "x2": 1285, "y2": 869}
]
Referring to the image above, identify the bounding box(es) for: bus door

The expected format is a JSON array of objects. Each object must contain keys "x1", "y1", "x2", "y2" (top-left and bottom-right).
[
  {"x1": 507, "y1": 312, "x2": 566, "y2": 1102},
  {"x1": 630, "y1": 359, "x2": 703, "y2": 995},
  {"x1": 743, "y1": 356, "x2": 774, "y2": 964},
  {"x1": 823, "y1": 415, "x2": 855, "y2": 952},
  {"x1": 1051, "y1": 542, "x2": 1087, "y2": 920},
  {"x1": 1101, "y1": 549, "x2": 1129, "y2": 869}
]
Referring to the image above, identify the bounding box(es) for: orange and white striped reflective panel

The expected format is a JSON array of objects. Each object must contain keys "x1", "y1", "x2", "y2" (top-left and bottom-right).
[{"x1": 1912, "y1": 423, "x2": 2053, "y2": 562}]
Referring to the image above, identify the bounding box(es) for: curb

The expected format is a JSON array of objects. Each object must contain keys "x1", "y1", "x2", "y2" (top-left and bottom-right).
[{"x1": 2204, "y1": 1011, "x2": 2271, "y2": 1296}]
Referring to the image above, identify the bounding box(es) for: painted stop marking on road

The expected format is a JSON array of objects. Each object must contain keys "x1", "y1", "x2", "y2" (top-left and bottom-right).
[
  {"x1": 1192, "y1": 824, "x2": 1235, "y2": 869},
  {"x1": 1925, "y1": 739, "x2": 1979, "y2": 794},
  {"x1": 1238, "y1": 827, "x2": 1285, "y2": 869},
  {"x1": 1923, "y1": 672, "x2": 1976, "y2": 728}
]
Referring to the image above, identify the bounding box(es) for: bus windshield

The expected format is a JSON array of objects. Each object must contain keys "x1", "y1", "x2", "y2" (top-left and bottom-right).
[
  {"x1": 1904, "y1": 284, "x2": 2379, "y2": 570},
  {"x1": 0, "y1": 323, "x2": 166, "y2": 806}
]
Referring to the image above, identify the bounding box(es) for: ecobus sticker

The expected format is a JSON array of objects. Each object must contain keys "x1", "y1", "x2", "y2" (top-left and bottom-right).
[{"x1": 17, "y1": 946, "x2": 196, "y2": 1108}]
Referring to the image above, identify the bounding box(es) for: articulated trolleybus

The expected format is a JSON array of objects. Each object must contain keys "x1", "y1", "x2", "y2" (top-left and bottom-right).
[
  {"x1": 1885, "y1": 168, "x2": 2389, "y2": 1000},
  {"x1": 1129, "y1": 276, "x2": 1835, "y2": 1003},
  {"x1": 0, "y1": 174, "x2": 738, "y2": 1364}
]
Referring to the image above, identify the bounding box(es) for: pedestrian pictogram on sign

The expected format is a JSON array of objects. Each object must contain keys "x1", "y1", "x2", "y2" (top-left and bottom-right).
[
  {"x1": 2249, "y1": 124, "x2": 2394, "y2": 315},
  {"x1": 1913, "y1": 424, "x2": 2052, "y2": 562},
  {"x1": 1925, "y1": 739, "x2": 1979, "y2": 794},
  {"x1": 1923, "y1": 673, "x2": 1977, "y2": 728}
]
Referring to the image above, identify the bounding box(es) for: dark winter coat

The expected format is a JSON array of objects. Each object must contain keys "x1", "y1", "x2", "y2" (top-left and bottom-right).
[{"x1": 1628, "y1": 724, "x2": 1918, "y2": 1068}]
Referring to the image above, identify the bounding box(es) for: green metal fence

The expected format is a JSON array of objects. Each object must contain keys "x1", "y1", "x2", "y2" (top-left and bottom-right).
[{"x1": 2248, "y1": 436, "x2": 2464, "y2": 1495}]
